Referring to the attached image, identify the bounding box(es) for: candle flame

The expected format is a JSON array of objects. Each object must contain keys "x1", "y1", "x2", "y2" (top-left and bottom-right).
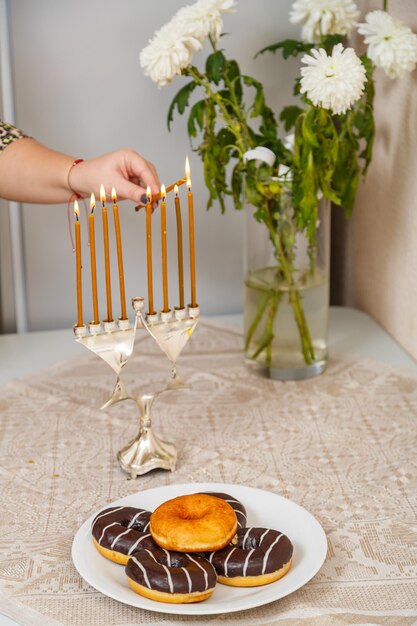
[
  {"x1": 111, "y1": 187, "x2": 117, "y2": 203},
  {"x1": 174, "y1": 184, "x2": 179, "y2": 196},
  {"x1": 185, "y1": 156, "x2": 191, "y2": 179},
  {"x1": 90, "y1": 193, "x2": 96, "y2": 212},
  {"x1": 74, "y1": 200, "x2": 80, "y2": 220},
  {"x1": 146, "y1": 185, "x2": 152, "y2": 202},
  {"x1": 161, "y1": 184, "x2": 166, "y2": 200},
  {"x1": 100, "y1": 184, "x2": 106, "y2": 204}
]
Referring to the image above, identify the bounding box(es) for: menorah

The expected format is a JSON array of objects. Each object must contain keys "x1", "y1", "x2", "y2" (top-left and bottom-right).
[{"x1": 72, "y1": 162, "x2": 199, "y2": 477}]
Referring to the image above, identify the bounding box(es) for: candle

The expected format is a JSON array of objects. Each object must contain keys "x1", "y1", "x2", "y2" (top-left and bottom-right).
[
  {"x1": 100, "y1": 184, "x2": 113, "y2": 322},
  {"x1": 185, "y1": 157, "x2": 197, "y2": 307},
  {"x1": 174, "y1": 184, "x2": 185, "y2": 309},
  {"x1": 89, "y1": 193, "x2": 99, "y2": 324},
  {"x1": 111, "y1": 187, "x2": 127, "y2": 320},
  {"x1": 160, "y1": 184, "x2": 169, "y2": 313},
  {"x1": 134, "y1": 178, "x2": 187, "y2": 212},
  {"x1": 146, "y1": 186, "x2": 155, "y2": 315},
  {"x1": 74, "y1": 201, "x2": 83, "y2": 327}
]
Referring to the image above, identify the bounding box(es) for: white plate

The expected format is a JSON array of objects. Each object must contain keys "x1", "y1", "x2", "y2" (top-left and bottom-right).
[{"x1": 72, "y1": 482, "x2": 327, "y2": 615}]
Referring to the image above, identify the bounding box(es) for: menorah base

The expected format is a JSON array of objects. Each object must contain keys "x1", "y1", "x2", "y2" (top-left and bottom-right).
[{"x1": 117, "y1": 427, "x2": 177, "y2": 478}]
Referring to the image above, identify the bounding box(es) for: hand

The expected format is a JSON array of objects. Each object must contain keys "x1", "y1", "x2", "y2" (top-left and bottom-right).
[{"x1": 69, "y1": 148, "x2": 160, "y2": 205}]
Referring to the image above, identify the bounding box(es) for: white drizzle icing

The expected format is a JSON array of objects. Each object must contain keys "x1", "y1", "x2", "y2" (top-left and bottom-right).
[
  {"x1": 127, "y1": 533, "x2": 151, "y2": 555},
  {"x1": 127, "y1": 510, "x2": 148, "y2": 529},
  {"x1": 143, "y1": 521, "x2": 150, "y2": 532},
  {"x1": 261, "y1": 533, "x2": 282, "y2": 575},
  {"x1": 98, "y1": 521, "x2": 118, "y2": 545},
  {"x1": 93, "y1": 506, "x2": 124, "y2": 527},
  {"x1": 182, "y1": 567, "x2": 192, "y2": 594},
  {"x1": 186, "y1": 554, "x2": 209, "y2": 590},
  {"x1": 258, "y1": 528, "x2": 270, "y2": 546},
  {"x1": 163, "y1": 548, "x2": 171, "y2": 566},
  {"x1": 131, "y1": 556, "x2": 151, "y2": 588},
  {"x1": 242, "y1": 548, "x2": 255, "y2": 576},
  {"x1": 223, "y1": 547, "x2": 236, "y2": 577},
  {"x1": 160, "y1": 563, "x2": 174, "y2": 593},
  {"x1": 110, "y1": 527, "x2": 131, "y2": 549},
  {"x1": 241, "y1": 527, "x2": 253, "y2": 548}
]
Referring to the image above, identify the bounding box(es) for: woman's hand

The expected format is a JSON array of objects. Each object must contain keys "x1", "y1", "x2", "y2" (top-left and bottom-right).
[{"x1": 69, "y1": 148, "x2": 160, "y2": 205}]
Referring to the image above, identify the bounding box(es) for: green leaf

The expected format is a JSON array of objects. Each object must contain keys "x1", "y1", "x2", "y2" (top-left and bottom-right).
[
  {"x1": 320, "y1": 34, "x2": 343, "y2": 47},
  {"x1": 255, "y1": 39, "x2": 313, "y2": 60},
  {"x1": 206, "y1": 50, "x2": 226, "y2": 85},
  {"x1": 187, "y1": 99, "x2": 206, "y2": 138},
  {"x1": 301, "y1": 110, "x2": 319, "y2": 147},
  {"x1": 167, "y1": 81, "x2": 196, "y2": 130},
  {"x1": 279, "y1": 105, "x2": 304, "y2": 131},
  {"x1": 231, "y1": 164, "x2": 243, "y2": 209}
]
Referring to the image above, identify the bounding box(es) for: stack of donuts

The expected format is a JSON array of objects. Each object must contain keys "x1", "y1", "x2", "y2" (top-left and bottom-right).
[{"x1": 91, "y1": 491, "x2": 293, "y2": 604}]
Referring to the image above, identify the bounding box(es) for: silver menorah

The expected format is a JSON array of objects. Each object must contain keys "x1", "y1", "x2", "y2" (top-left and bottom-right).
[{"x1": 73, "y1": 299, "x2": 199, "y2": 477}]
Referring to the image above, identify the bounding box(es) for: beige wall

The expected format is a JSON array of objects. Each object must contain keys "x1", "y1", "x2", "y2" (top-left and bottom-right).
[{"x1": 339, "y1": 0, "x2": 417, "y2": 361}]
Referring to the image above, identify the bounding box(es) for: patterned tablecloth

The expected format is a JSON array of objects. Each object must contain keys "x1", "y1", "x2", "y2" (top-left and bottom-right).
[{"x1": 0, "y1": 321, "x2": 416, "y2": 626}]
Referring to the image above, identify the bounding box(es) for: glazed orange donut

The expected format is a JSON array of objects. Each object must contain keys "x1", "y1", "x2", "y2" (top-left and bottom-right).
[{"x1": 150, "y1": 494, "x2": 237, "y2": 552}]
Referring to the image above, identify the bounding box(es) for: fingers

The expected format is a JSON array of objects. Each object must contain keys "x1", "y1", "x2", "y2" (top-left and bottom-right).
[
  {"x1": 115, "y1": 179, "x2": 150, "y2": 205},
  {"x1": 127, "y1": 151, "x2": 160, "y2": 197}
]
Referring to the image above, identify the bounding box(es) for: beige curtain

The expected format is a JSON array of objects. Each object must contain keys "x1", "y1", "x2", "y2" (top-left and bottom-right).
[{"x1": 332, "y1": 0, "x2": 417, "y2": 362}]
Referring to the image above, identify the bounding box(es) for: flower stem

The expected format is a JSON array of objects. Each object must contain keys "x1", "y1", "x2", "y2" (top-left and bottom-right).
[
  {"x1": 245, "y1": 290, "x2": 270, "y2": 352},
  {"x1": 265, "y1": 292, "x2": 280, "y2": 367},
  {"x1": 263, "y1": 202, "x2": 315, "y2": 366},
  {"x1": 383, "y1": 0, "x2": 388, "y2": 10}
]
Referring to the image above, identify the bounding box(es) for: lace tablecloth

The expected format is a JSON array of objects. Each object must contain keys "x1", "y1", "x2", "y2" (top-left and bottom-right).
[{"x1": 0, "y1": 321, "x2": 416, "y2": 626}]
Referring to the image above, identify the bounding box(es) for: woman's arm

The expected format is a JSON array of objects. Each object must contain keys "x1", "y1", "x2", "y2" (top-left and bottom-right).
[{"x1": 0, "y1": 135, "x2": 160, "y2": 204}]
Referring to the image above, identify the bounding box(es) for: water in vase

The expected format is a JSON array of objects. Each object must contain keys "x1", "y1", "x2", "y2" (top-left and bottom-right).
[{"x1": 244, "y1": 266, "x2": 329, "y2": 378}]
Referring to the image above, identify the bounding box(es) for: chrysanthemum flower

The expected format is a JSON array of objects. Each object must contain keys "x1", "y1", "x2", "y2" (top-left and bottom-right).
[
  {"x1": 175, "y1": 0, "x2": 236, "y2": 42},
  {"x1": 140, "y1": 23, "x2": 202, "y2": 87},
  {"x1": 358, "y1": 10, "x2": 417, "y2": 79},
  {"x1": 140, "y1": 0, "x2": 236, "y2": 86},
  {"x1": 300, "y1": 43, "x2": 367, "y2": 114},
  {"x1": 290, "y1": 0, "x2": 359, "y2": 43}
]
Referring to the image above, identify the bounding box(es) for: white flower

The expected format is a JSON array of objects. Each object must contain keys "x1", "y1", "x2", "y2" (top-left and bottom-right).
[
  {"x1": 300, "y1": 43, "x2": 367, "y2": 114},
  {"x1": 175, "y1": 0, "x2": 236, "y2": 43},
  {"x1": 140, "y1": 22, "x2": 202, "y2": 87},
  {"x1": 140, "y1": 0, "x2": 236, "y2": 86},
  {"x1": 358, "y1": 10, "x2": 417, "y2": 79},
  {"x1": 290, "y1": 0, "x2": 360, "y2": 43}
]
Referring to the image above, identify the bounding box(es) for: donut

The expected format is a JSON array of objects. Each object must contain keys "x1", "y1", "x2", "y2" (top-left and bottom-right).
[
  {"x1": 199, "y1": 492, "x2": 247, "y2": 529},
  {"x1": 208, "y1": 527, "x2": 293, "y2": 587},
  {"x1": 150, "y1": 494, "x2": 237, "y2": 552},
  {"x1": 126, "y1": 547, "x2": 217, "y2": 604},
  {"x1": 91, "y1": 506, "x2": 157, "y2": 564}
]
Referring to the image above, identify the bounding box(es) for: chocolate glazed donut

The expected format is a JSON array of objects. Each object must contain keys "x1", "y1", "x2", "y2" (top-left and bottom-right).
[
  {"x1": 91, "y1": 506, "x2": 157, "y2": 564},
  {"x1": 199, "y1": 492, "x2": 247, "y2": 529},
  {"x1": 126, "y1": 547, "x2": 217, "y2": 604},
  {"x1": 208, "y1": 527, "x2": 293, "y2": 587}
]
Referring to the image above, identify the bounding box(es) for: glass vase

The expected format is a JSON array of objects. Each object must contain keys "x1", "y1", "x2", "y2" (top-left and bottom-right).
[{"x1": 244, "y1": 184, "x2": 330, "y2": 380}]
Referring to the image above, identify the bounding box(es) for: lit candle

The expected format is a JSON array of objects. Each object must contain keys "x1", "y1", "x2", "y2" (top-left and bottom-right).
[
  {"x1": 134, "y1": 178, "x2": 188, "y2": 212},
  {"x1": 146, "y1": 186, "x2": 155, "y2": 315},
  {"x1": 174, "y1": 184, "x2": 185, "y2": 309},
  {"x1": 89, "y1": 193, "x2": 99, "y2": 324},
  {"x1": 111, "y1": 187, "x2": 127, "y2": 320},
  {"x1": 160, "y1": 184, "x2": 169, "y2": 313},
  {"x1": 74, "y1": 201, "x2": 84, "y2": 327},
  {"x1": 185, "y1": 157, "x2": 197, "y2": 307},
  {"x1": 101, "y1": 184, "x2": 113, "y2": 322}
]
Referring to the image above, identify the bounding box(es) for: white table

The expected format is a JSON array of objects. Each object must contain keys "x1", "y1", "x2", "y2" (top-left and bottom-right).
[
  {"x1": 0, "y1": 306, "x2": 416, "y2": 626},
  {"x1": 0, "y1": 308, "x2": 416, "y2": 390}
]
